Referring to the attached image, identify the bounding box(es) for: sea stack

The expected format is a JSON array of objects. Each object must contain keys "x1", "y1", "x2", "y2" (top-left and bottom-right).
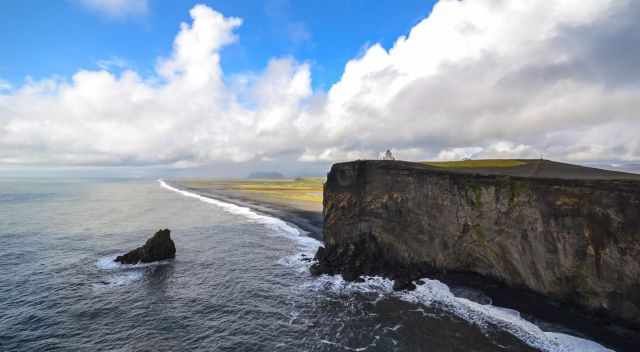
[
  {"x1": 115, "y1": 229, "x2": 176, "y2": 264},
  {"x1": 311, "y1": 159, "x2": 640, "y2": 327}
]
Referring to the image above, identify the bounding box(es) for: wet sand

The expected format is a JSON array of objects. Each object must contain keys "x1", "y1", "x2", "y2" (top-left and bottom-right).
[
  {"x1": 169, "y1": 164, "x2": 640, "y2": 351},
  {"x1": 169, "y1": 180, "x2": 323, "y2": 241}
]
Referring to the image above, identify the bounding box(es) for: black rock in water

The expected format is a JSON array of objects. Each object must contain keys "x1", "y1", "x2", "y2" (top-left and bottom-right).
[{"x1": 115, "y1": 229, "x2": 176, "y2": 264}]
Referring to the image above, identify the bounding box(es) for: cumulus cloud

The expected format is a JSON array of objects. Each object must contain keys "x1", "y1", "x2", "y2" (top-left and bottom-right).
[
  {"x1": 1, "y1": 1, "x2": 640, "y2": 169},
  {"x1": 308, "y1": 0, "x2": 640, "y2": 163},
  {"x1": 77, "y1": 0, "x2": 148, "y2": 18},
  {"x1": 0, "y1": 5, "x2": 310, "y2": 167},
  {"x1": 96, "y1": 57, "x2": 129, "y2": 71}
]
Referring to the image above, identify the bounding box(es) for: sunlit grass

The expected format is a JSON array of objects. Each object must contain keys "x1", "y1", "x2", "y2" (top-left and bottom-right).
[
  {"x1": 182, "y1": 178, "x2": 324, "y2": 204},
  {"x1": 423, "y1": 159, "x2": 528, "y2": 168}
]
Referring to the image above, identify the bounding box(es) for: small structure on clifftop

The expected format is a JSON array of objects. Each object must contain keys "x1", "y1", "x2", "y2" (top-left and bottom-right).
[
  {"x1": 381, "y1": 149, "x2": 395, "y2": 161},
  {"x1": 311, "y1": 159, "x2": 640, "y2": 332},
  {"x1": 115, "y1": 229, "x2": 176, "y2": 264}
]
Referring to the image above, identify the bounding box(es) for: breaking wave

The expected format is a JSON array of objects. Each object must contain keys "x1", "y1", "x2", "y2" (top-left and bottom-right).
[
  {"x1": 94, "y1": 255, "x2": 172, "y2": 289},
  {"x1": 159, "y1": 179, "x2": 611, "y2": 352},
  {"x1": 300, "y1": 274, "x2": 611, "y2": 352},
  {"x1": 158, "y1": 179, "x2": 321, "y2": 252}
]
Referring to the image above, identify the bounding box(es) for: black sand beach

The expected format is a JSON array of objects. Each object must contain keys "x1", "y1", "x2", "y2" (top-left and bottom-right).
[
  {"x1": 170, "y1": 180, "x2": 324, "y2": 241},
  {"x1": 170, "y1": 160, "x2": 640, "y2": 351}
]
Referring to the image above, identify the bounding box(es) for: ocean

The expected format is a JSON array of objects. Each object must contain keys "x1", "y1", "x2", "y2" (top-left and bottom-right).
[{"x1": 0, "y1": 178, "x2": 613, "y2": 351}]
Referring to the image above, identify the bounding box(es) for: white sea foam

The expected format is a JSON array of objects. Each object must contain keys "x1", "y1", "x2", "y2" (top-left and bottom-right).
[
  {"x1": 158, "y1": 179, "x2": 612, "y2": 352},
  {"x1": 96, "y1": 255, "x2": 171, "y2": 270},
  {"x1": 106, "y1": 271, "x2": 144, "y2": 287},
  {"x1": 402, "y1": 280, "x2": 615, "y2": 352},
  {"x1": 95, "y1": 255, "x2": 170, "y2": 289},
  {"x1": 158, "y1": 179, "x2": 321, "y2": 253},
  {"x1": 92, "y1": 271, "x2": 144, "y2": 289},
  {"x1": 96, "y1": 255, "x2": 123, "y2": 270},
  {"x1": 303, "y1": 274, "x2": 613, "y2": 352},
  {"x1": 94, "y1": 256, "x2": 145, "y2": 289}
]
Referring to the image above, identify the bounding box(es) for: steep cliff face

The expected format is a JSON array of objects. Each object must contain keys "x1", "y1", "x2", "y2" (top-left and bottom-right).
[{"x1": 311, "y1": 160, "x2": 640, "y2": 327}]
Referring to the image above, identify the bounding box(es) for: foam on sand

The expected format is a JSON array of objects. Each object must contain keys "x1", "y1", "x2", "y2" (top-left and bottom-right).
[{"x1": 158, "y1": 179, "x2": 321, "y2": 252}]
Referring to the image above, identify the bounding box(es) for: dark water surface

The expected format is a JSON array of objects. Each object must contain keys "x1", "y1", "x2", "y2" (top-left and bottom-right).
[{"x1": 0, "y1": 179, "x2": 612, "y2": 351}]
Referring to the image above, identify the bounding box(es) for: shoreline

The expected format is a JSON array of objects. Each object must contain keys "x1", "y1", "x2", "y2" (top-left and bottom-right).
[
  {"x1": 168, "y1": 180, "x2": 323, "y2": 241},
  {"x1": 165, "y1": 179, "x2": 638, "y2": 351}
]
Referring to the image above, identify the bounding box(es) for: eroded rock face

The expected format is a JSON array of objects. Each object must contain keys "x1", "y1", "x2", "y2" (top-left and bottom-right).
[
  {"x1": 311, "y1": 160, "x2": 640, "y2": 327},
  {"x1": 115, "y1": 229, "x2": 176, "y2": 264}
]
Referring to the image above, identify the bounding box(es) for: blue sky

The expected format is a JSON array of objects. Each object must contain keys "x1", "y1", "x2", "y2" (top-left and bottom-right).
[
  {"x1": 0, "y1": 0, "x2": 435, "y2": 90},
  {"x1": 1, "y1": 1, "x2": 639, "y2": 175}
]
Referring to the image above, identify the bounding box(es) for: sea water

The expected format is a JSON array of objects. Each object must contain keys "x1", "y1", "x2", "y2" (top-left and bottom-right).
[{"x1": 0, "y1": 178, "x2": 613, "y2": 351}]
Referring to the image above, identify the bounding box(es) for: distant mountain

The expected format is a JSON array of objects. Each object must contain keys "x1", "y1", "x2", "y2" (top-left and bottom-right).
[{"x1": 247, "y1": 171, "x2": 285, "y2": 179}]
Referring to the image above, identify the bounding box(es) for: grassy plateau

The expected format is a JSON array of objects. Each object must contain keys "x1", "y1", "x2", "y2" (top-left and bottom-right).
[
  {"x1": 180, "y1": 178, "x2": 324, "y2": 205},
  {"x1": 423, "y1": 159, "x2": 528, "y2": 168}
]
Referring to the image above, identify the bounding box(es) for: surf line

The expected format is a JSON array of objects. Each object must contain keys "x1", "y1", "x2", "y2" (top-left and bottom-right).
[
  {"x1": 158, "y1": 179, "x2": 610, "y2": 352},
  {"x1": 157, "y1": 179, "x2": 320, "y2": 248}
]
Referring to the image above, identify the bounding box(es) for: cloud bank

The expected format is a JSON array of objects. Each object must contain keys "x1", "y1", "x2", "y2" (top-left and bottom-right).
[{"x1": 1, "y1": 1, "x2": 639, "y2": 169}]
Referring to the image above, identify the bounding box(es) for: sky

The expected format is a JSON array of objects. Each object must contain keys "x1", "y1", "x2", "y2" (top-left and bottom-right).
[{"x1": 1, "y1": 0, "x2": 639, "y2": 177}]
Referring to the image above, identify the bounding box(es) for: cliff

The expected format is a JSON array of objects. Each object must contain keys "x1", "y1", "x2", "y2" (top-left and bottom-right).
[{"x1": 311, "y1": 159, "x2": 640, "y2": 328}]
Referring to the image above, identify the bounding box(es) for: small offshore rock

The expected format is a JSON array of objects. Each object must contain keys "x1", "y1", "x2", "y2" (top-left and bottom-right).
[{"x1": 115, "y1": 229, "x2": 176, "y2": 264}]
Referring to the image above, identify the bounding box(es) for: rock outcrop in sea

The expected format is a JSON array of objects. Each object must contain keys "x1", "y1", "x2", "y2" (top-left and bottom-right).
[
  {"x1": 115, "y1": 229, "x2": 176, "y2": 264},
  {"x1": 311, "y1": 159, "x2": 640, "y2": 327}
]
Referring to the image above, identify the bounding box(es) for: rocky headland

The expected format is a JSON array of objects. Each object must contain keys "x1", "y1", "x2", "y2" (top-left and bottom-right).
[
  {"x1": 311, "y1": 159, "x2": 640, "y2": 333},
  {"x1": 115, "y1": 229, "x2": 176, "y2": 264}
]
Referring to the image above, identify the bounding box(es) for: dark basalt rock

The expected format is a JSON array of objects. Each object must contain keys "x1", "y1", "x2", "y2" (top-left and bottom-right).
[
  {"x1": 115, "y1": 229, "x2": 176, "y2": 264},
  {"x1": 312, "y1": 159, "x2": 640, "y2": 330},
  {"x1": 310, "y1": 235, "x2": 433, "y2": 290}
]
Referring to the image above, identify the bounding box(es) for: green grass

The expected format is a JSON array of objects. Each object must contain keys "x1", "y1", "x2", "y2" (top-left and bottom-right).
[{"x1": 422, "y1": 159, "x2": 528, "y2": 169}]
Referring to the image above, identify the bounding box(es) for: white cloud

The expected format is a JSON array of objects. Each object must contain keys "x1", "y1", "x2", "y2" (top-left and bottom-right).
[
  {"x1": 96, "y1": 57, "x2": 129, "y2": 70},
  {"x1": 0, "y1": 5, "x2": 310, "y2": 167},
  {"x1": 0, "y1": 80, "x2": 11, "y2": 91},
  {"x1": 2, "y1": 1, "x2": 640, "y2": 170},
  {"x1": 77, "y1": 0, "x2": 148, "y2": 18},
  {"x1": 303, "y1": 0, "x2": 640, "y2": 163}
]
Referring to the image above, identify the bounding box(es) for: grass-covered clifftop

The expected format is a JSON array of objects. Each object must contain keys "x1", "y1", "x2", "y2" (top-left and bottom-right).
[
  {"x1": 423, "y1": 159, "x2": 528, "y2": 168},
  {"x1": 421, "y1": 158, "x2": 640, "y2": 180},
  {"x1": 175, "y1": 177, "x2": 324, "y2": 212},
  {"x1": 313, "y1": 159, "x2": 640, "y2": 339}
]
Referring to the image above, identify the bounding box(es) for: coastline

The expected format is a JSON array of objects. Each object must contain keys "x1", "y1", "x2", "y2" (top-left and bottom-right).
[
  {"x1": 167, "y1": 180, "x2": 323, "y2": 241},
  {"x1": 164, "y1": 178, "x2": 640, "y2": 351}
]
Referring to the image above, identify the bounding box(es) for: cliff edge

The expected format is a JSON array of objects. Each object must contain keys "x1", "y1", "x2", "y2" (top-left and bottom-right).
[{"x1": 311, "y1": 159, "x2": 640, "y2": 328}]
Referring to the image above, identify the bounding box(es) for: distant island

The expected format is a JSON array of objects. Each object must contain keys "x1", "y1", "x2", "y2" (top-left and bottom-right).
[{"x1": 247, "y1": 171, "x2": 286, "y2": 179}]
